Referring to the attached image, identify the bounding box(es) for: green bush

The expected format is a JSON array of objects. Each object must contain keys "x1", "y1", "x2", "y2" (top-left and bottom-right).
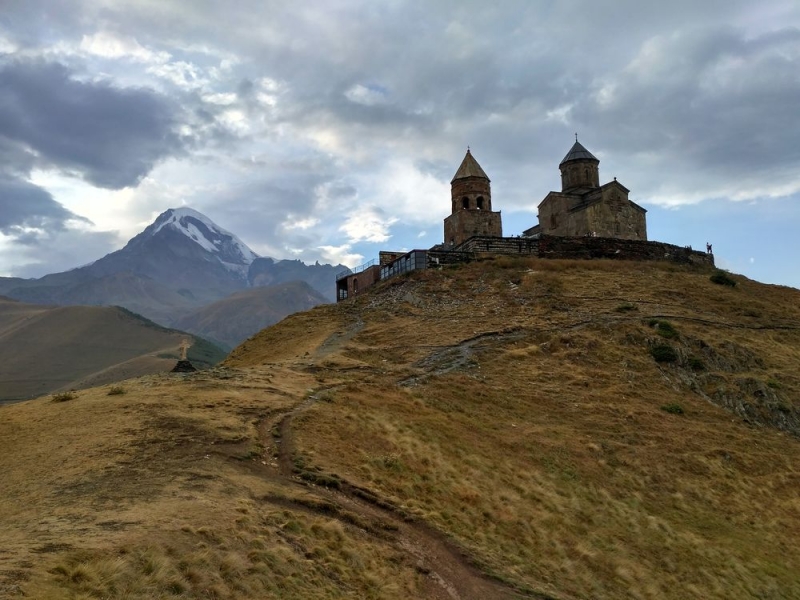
[
  {"x1": 107, "y1": 386, "x2": 126, "y2": 396},
  {"x1": 661, "y1": 403, "x2": 685, "y2": 415},
  {"x1": 650, "y1": 344, "x2": 678, "y2": 363},
  {"x1": 710, "y1": 271, "x2": 736, "y2": 287},
  {"x1": 649, "y1": 319, "x2": 679, "y2": 340},
  {"x1": 51, "y1": 391, "x2": 77, "y2": 403},
  {"x1": 687, "y1": 356, "x2": 706, "y2": 371}
]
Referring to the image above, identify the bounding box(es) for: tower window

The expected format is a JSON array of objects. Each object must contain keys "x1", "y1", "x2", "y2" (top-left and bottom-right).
[
  {"x1": 476, "y1": 196, "x2": 484, "y2": 210},
  {"x1": 462, "y1": 197, "x2": 469, "y2": 209}
]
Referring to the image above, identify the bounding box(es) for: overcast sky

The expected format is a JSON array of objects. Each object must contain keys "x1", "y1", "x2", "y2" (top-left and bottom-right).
[{"x1": 1, "y1": 1, "x2": 799, "y2": 288}]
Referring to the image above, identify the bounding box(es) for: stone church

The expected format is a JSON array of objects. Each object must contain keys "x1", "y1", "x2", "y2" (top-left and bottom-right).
[
  {"x1": 337, "y1": 141, "x2": 700, "y2": 302},
  {"x1": 442, "y1": 140, "x2": 647, "y2": 247},
  {"x1": 523, "y1": 140, "x2": 647, "y2": 240}
]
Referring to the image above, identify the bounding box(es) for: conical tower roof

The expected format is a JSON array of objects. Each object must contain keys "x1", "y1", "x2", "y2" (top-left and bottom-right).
[
  {"x1": 451, "y1": 149, "x2": 490, "y2": 183},
  {"x1": 559, "y1": 140, "x2": 598, "y2": 166}
]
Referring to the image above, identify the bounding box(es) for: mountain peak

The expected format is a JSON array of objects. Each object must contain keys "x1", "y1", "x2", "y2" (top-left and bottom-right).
[{"x1": 148, "y1": 208, "x2": 259, "y2": 275}]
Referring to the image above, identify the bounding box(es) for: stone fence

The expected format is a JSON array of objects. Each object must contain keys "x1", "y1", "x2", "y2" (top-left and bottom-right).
[{"x1": 457, "y1": 235, "x2": 714, "y2": 266}]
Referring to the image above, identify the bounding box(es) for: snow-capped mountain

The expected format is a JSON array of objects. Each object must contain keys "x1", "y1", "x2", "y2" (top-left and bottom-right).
[
  {"x1": 0, "y1": 207, "x2": 345, "y2": 338},
  {"x1": 148, "y1": 208, "x2": 259, "y2": 277}
]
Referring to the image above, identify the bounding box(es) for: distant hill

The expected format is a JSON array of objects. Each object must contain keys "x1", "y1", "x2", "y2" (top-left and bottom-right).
[
  {"x1": 248, "y1": 257, "x2": 340, "y2": 302},
  {"x1": 7, "y1": 258, "x2": 798, "y2": 598},
  {"x1": 172, "y1": 281, "x2": 329, "y2": 350},
  {"x1": 0, "y1": 207, "x2": 343, "y2": 326},
  {"x1": 0, "y1": 296, "x2": 225, "y2": 402}
]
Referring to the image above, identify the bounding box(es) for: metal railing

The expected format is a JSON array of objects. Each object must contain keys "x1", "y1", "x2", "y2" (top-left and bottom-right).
[{"x1": 335, "y1": 258, "x2": 377, "y2": 281}]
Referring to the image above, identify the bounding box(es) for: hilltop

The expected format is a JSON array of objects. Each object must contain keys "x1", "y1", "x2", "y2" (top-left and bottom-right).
[{"x1": 1, "y1": 258, "x2": 799, "y2": 599}]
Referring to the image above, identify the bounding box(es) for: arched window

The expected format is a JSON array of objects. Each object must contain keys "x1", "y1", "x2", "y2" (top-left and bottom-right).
[
  {"x1": 462, "y1": 197, "x2": 469, "y2": 209},
  {"x1": 476, "y1": 196, "x2": 484, "y2": 210}
]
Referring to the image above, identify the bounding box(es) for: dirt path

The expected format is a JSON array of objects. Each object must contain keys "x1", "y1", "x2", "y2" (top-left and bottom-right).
[
  {"x1": 247, "y1": 388, "x2": 537, "y2": 600},
  {"x1": 312, "y1": 315, "x2": 365, "y2": 360}
]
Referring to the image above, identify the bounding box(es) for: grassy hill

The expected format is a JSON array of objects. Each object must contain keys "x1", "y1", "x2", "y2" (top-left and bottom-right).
[
  {"x1": 0, "y1": 298, "x2": 226, "y2": 402},
  {"x1": 172, "y1": 281, "x2": 330, "y2": 350},
  {"x1": 1, "y1": 257, "x2": 799, "y2": 599}
]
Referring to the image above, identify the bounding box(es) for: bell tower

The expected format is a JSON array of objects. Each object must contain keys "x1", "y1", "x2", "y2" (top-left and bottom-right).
[{"x1": 444, "y1": 149, "x2": 502, "y2": 247}]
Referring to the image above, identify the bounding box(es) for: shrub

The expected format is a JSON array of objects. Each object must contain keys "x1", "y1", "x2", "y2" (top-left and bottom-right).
[
  {"x1": 710, "y1": 271, "x2": 736, "y2": 287},
  {"x1": 687, "y1": 356, "x2": 706, "y2": 371},
  {"x1": 650, "y1": 344, "x2": 678, "y2": 363},
  {"x1": 661, "y1": 403, "x2": 685, "y2": 415},
  {"x1": 51, "y1": 391, "x2": 77, "y2": 403},
  {"x1": 107, "y1": 386, "x2": 126, "y2": 396},
  {"x1": 615, "y1": 303, "x2": 638, "y2": 313},
  {"x1": 649, "y1": 319, "x2": 679, "y2": 340}
]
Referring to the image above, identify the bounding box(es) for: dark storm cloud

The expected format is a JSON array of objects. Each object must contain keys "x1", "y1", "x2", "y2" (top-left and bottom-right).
[
  {"x1": 0, "y1": 174, "x2": 87, "y2": 237},
  {"x1": 573, "y1": 27, "x2": 800, "y2": 176},
  {"x1": 0, "y1": 58, "x2": 182, "y2": 189}
]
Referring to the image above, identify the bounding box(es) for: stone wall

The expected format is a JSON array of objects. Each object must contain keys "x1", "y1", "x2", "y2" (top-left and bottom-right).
[
  {"x1": 561, "y1": 158, "x2": 599, "y2": 191},
  {"x1": 455, "y1": 235, "x2": 714, "y2": 266},
  {"x1": 538, "y1": 192, "x2": 588, "y2": 237},
  {"x1": 456, "y1": 236, "x2": 540, "y2": 255},
  {"x1": 451, "y1": 176, "x2": 492, "y2": 212},
  {"x1": 584, "y1": 185, "x2": 647, "y2": 240},
  {"x1": 427, "y1": 250, "x2": 475, "y2": 266},
  {"x1": 537, "y1": 235, "x2": 713, "y2": 265},
  {"x1": 443, "y1": 209, "x2": 502, "y2": 247}
]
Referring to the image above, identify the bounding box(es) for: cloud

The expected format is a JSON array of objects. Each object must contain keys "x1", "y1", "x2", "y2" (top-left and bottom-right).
[
  {"x1": 572, "y1": 26, "x2": 800, "y2": 203},
  {"x1": 0, "y1": 57, "x2": 183, "y2": 189},
  {"x1": 317, "y1": 244, "x2": 364, "y2": 268},
  {"x1": 0, "y1": 227, "x2": 119, "y2": 278},
  {"x1": 344, "y1": 84, "x2": 389, "y2": 106},
  {"x1": 340, "y1": 206, "x2": 398, "y2": 244},
  {"x1": 0, "y1": 174, "x2": 87, "y2": 236},
  {"x1": 0, "y1": 0, "x2": 799, "y2": 288},
  {"x1": 79, "y1": 31, "x2": 170, "y2": 64}
]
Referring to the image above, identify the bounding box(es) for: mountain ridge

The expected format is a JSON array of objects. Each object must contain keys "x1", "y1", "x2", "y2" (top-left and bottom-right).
[{"x1": 0, "y1": 207, "x2": 344, "y2": 329}]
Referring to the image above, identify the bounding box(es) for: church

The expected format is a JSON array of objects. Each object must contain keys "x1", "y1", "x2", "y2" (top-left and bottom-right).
[
  {"x1": 522, "y1": 139, "x2": 647, "y2": 240},
  {"x1": 443, "y1": 139, "x2": 647, "y2": 247},
  {"x1": 337, "y1": 139, "x2": 680, "y2": 302}
]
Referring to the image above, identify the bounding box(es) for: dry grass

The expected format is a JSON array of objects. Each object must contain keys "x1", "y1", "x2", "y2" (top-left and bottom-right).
[{"x1": 3, "y1": 257, "x2": 800, "y2": 599}]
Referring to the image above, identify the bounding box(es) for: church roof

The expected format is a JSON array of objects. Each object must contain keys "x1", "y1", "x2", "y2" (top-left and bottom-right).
[
  {"x1": 559, "y1": 141, "x2": 599, "y2": 166},
  {"x1": 451, "y1": 149, "x2": 490, "y2": 182}
]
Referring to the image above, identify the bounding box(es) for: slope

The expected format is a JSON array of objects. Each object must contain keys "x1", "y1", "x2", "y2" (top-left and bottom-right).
[
  {"x1": 248, "y1": 257, "x2": 344, "y2": 302},
  {"x1": 1, "y1": 257, "x2": 799, "y2": 599},
  {"x1": 172, "y1": 281, "x2": 330, "y2": 350},
  {"x1": 0, "y1": 297, "x2": 225, "y2": 402}
]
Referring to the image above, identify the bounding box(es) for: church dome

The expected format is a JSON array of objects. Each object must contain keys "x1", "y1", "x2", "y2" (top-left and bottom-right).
[{"x1": 559, "y1": 141, "x2": 598, "y2": 166}]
